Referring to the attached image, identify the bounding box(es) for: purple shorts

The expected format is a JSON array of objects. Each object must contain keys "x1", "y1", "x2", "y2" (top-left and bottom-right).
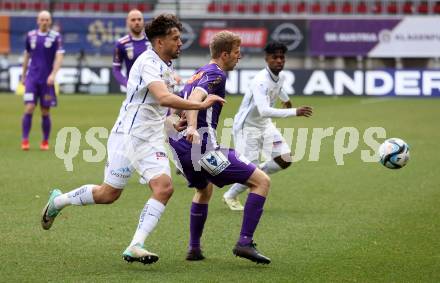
[
  {"x1": 170, "y1": 138, "x2": 257, "y2": 190},
  {"x1": 24, "y1": 80, "x2": 57, "y2": 107}
]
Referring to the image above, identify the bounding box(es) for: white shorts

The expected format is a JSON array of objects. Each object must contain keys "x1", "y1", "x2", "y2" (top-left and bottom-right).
[
  {"x1": 104, "y1": 132, "x2": 171, "y2": 189},
  {"x1": 233, "y1": 123, "x2": 291, "y2": 164}
]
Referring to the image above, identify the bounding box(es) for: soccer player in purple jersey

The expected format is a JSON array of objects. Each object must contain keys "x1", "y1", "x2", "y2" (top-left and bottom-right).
[
  {"x1": 168, "y1": 31, "x2": 272, "y2": 264},
  {"x1": 112, "y1": 9, "x2": 150, "y2": 87},
  {"x1": 20, "y1": 11, "x2": 64, "y2": 151}
]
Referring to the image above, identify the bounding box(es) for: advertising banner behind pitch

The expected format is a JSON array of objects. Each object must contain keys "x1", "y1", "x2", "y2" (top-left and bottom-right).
[
  {"x1": 10, "y1": 16, "x2": 129, "y2": 55},
  {"x1": 310, "y1": 17, "x2": 440, "y2": 58},
  {"x1": 179, "y1": 19, "x2": 306, "y2": 55},
  {"x1": 6, "y1": 66, "x2": 440, "y2": 97}
]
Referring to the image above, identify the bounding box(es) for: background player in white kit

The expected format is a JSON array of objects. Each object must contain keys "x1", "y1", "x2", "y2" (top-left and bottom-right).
[
  {"x1": 40, "y1": 14, "x2": 224, "y2": 265},
  {"x1": 223, "y1": 41, "x2": 313, "y2": 210}
]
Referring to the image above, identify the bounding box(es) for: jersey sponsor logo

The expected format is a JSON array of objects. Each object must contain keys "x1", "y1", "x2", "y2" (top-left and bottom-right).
[
  {"x1": 156, "y1": 152, "x2": 167, "y2": 159},
  {"x1": 199, "y1": 150, "x2": 231, "y2": 176},
  {"x1": 44, "y1": 38, "x2": 53, "y2": 48},
  {"x1": 110, "y1": 167, "x2": 131, "y2": 178}
]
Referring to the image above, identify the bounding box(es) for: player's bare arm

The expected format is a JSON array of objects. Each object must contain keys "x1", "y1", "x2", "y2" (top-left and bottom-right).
[
  {"x1": 148, "y1": 81, "x2": 225, "y2": 110},
  {"x1": 47, "y1": 52, "x2": 63, "y2": 85},
  {"x1": 21, "y1": 51, "x2": 30, "y2": 84},
  {"x1": 185, "y1": 88, "x2": 208, "y2": 144}
]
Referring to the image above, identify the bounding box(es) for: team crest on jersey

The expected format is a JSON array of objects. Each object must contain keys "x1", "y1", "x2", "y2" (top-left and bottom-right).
[
  {"x1": 125, "y1": 45, "x2": 134, "y2": 60},
  {"x1": 44, "y1": 38, "x2": 53, "y2": 48}
]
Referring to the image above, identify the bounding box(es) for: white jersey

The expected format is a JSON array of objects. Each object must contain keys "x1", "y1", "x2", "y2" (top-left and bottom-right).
[
  {"x1": 111, "y1": 49, "x2": 176, "y2": 142},
  {"x1": 233, "y1": 67, "x2": 295, "y2": 132}
]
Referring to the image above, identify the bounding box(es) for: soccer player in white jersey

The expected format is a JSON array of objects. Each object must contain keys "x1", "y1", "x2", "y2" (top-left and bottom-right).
[
  {"x1": 40, "y1": 14, "x2": 225, "y2": 265},
  {"x1": 223, "y1": 41, "x2": 313, "y2": 210}
]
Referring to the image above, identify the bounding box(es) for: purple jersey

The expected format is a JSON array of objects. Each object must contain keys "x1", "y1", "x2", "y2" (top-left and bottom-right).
[
  {"x1": 112, "y1": 34, "x2": 150, "y2": 86},
  {"x1": 178, "y1": 63, "x2": 227, "y2": 152},
  {"x1": 169, "y1": 63, "x2": 257, "y2": 189},
  {"x1": 25, "y1": 29, "x2": 64, "y2": 83}
]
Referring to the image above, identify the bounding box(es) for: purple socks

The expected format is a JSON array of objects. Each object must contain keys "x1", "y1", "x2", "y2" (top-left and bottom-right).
[
  {"x1": 42, "y1": 115, "x2": 51, "y2": 141},
  {"x1": 22, "y1": 113, "x2": 33, "y2": 140},
  {"x1": 238, "y1": 193, "x2": 266, "y2": 245},
  {"x1": 189, "y1": 202, "x2": 208, "y2": 249}
]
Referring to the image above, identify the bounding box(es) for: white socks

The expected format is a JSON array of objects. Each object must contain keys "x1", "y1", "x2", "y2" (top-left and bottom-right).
[
  {"x1": 129, "y1": 198, "x2": 165, "y2": 247},
  {"x1": 224, "y1": 183, "x2": 247, "y2": 199},
  {"x1": 53, "y1": 184, "x2": 96, "y2": 209},
  {"x1": 259, "y1": 160, "x2": 282, "y2": 175},
  {"x1": 224, "y1": 160, "x2": 283, "y2": 199}
]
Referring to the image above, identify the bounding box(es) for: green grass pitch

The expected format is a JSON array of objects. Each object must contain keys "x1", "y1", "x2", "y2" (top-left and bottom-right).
[{"x1": 0, "y1": 93, "x2": 439, "y2": 282}]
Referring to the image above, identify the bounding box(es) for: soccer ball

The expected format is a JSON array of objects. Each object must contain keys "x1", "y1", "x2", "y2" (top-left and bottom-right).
[{"x1": 378, "y1": 138, "x2": 410, "y2": 169}]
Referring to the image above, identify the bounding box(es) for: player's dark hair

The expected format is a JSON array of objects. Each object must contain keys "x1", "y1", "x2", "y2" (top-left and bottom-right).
[
  {"x1": 144, "y1": 14, "x2": 182, "y2": 42},
  {"x1": 264, "y1": 41, "x2": 287, "y2": 54}
]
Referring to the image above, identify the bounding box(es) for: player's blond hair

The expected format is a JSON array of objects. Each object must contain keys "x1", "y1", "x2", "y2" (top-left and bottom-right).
[{"x1": 209, "y1": 31, "x2": 241, "y2": 59}]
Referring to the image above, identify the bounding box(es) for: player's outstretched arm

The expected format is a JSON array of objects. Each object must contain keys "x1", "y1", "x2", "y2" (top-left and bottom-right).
[
  {"x1": 185, "y1": 88, "x2": 207, "y2": 144},
  {"x1": 148, "y1": 81, "x2": 225, "y2": 110}
]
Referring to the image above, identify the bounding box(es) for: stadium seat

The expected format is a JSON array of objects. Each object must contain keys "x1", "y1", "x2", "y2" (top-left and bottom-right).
[
  {"x1": 251, "y1": 3, "x2": 262, "y2": 14},
  {"x1": 207, "y1": 2, "x2": 217, "y2": 13},
  {"x1": 327, "y1": 1, "x2": 337, "y2": 14},
  {"x1": 311, "y1": 2, "x2": 321, "y2": 13},
  {"x1": 281, "y1": 2, "x2": 293, "y2": 13},
  {"x1": 372, "y1": 1, "x2": 382, "y2": 13},
  {"x1": 221, "y1": 2, "x2": 232, "y2": 13},
  {"x1": 18, "y1": 1, "x2": 27, "y2": 10},
  {"x1": 236, "y1": 2, "x2": 246, "y2": 13},
  {"x1": 434, "y1": 2, "x2": 440, "y2": 14},
  {"x1": 417, "y1": 1, "x2": 428, "y2": 14},
  {"x1": 63, "y1": 2, "x2": 71, "y2": 11},
  {"x1": 78, "y1": 2, "x2": 85, "y2": 11},
  {"x1": 122, "y1": 2, "x2": 130, "y2": 12},
  {"x1": 387, "y1": 1, "x2": 398, "y2": 14},
  {"x1": 266, "y1": 2, "x2": 276, "y2": 14},
  {"x1": 296, "y1": 1, "x2": 307, "y2": 13},
  {"x1": 356, "y1": 1, "x2": 367, "y2": 13},
  {"x1": 403, "y1": 1, "x2": 413, "y2": 14},
  {"x1": 342, "y1": 1, "x2": 353, "y2": 13}
]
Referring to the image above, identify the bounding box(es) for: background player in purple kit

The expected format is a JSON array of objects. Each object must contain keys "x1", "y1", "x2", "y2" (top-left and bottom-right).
[
  {"x1": 168, "y1": 31, "x2": 272, "y2": 264},
  {"x1": 20, "y1": 10, "x2": 64, "y2": 151},
  {"x1": 112, "y1": 9, "x2": 150, "y2": 88}
]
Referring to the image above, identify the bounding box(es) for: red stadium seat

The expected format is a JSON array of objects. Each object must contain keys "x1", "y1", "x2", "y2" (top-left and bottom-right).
[
  {"x1": 281, "y1": 2, "x2": 293, "y2": 13},
  {"x1": 417, "y1": 2, "x2": 428, "y2": 14},
  {"x1": 251, "y1": 3, "x2": 262, "y2": 14},
  {"x1": 63, "y1": 2, "x2": 71, "y2": 11},
  {"x1": 387, "y1": 2, "x2": 398, "y2": 14},
  {"x1": 4, "y1": 1, "x2": 13, "y2": 10},
  {"x1": 356, "y1": 1, "x2": 367, "y2": 13},
  {"x1": 122, "y1": 3, "x2": 130, "y2": 12},
  {"x1": 403, "y1": 1, "x2": 413, "y2": 14},
  {"x1": 18, "y1": 1, "x2": 27, "y2": 10},
  {"x1": 106, "y1": 3, "x2": 115, "y2": 13},
  {"x1": 207, "y1": 2, "x2": 217, "y2": 13},
  {"x1": 93, "y1": 2, "x2": 100, "y2": 12},
  {"x1": 221, "y1": 2, "x2": 232, "y2": 13},
  {"x1": 236, "y1": 3, "x2": 246, "y2": 13},
  {"x1": 311, "y1": 2, "x2": 321, "y2": 13},
  {"x1": 434, "y1": 2, "x2": 440, "y2": 14},
  {"x1": 342, "y1": 1, "x2": 353, "y2": 13},
  {"x1": 78, "y1": 2, "x2": 85, "y2": 11},
  {"x1": 266, "y1": 2, "x2": 276, "y2": 14},
  {"x1": 327, "y1": 1, "x2": 337, "y2": 14},
  {"x1": 372, "y1": 1, "x2": 382, "y2": 13},
  {"x1": 296, "y1": 1, "x2": 307, "y2": 13}
]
